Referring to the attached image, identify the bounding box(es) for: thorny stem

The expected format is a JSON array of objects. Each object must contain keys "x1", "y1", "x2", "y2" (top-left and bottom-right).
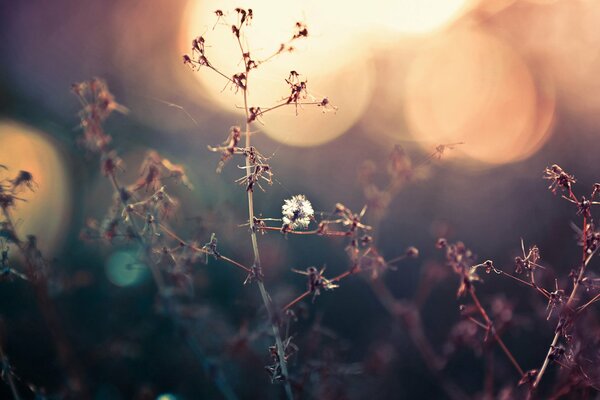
[
  {"x1": 242, "y1": 71, "x2": 293, "y2": 399},
  {"x1": 468, "y1": 287, "x2": 524, "y2": 377},
  {"x1": 1, "y1": 207, "x2": 90, "y2": 399},
  {"x1": 531, "y1": 214, "x2": 596, "y2": 392},
  {"x1": 107, "y1": 172, "x2": 238, "y2": 400},
  {"x1": 0, "y1": 339, "x2": 21, "y2": 400}
]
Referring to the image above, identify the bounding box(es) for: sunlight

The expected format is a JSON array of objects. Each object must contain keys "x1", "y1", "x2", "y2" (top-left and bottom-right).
[
  {"x1": 181, "y1": 0, "x2": 375, "y2": 146},
  {"x1": 404, "y1": 26, "x2": 554, "y2": 165},
  {"x1": 0, "y1": 120, "x2": 71, "y2": 254},
  {"x1": 372, "y1": 0, "x2": 470, "y2": 34}
]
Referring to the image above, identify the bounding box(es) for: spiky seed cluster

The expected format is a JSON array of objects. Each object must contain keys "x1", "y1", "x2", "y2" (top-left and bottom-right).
[
  {"x1": 544, "y1": 164, "x2": 576, "y2": 194},
  {"x1": 282, "y1": 195, "x2": 314, "y2": 230}
]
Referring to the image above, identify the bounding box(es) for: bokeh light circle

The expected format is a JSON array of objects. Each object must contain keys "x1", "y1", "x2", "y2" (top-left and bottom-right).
[
  {"x1": 181, "y1": 0, "x2": 376, "y2": 147},
  {"x1": 404, "y1": 26, "x2": 554, "y2": 165},
  {"x1": 105, "y1": 250, "x2": 149, "y2": 287},
  {"x1": 0, "y1": 120, "x2": 71, "y2": 254},
  {"x1": 499, "y1": 0, "x2": 600, "y2": 119},
  {"x1": 371, "y1": 0, "x2": 471, "y2": 34}
]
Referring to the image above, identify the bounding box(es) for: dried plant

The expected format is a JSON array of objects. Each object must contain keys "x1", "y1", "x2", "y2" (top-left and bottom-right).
[
  {"x1": 420, "y1": 165, "x2": 600, "y2": 399},
  {"x1": 67, "y1": 14, "x2": 456, "y2": 396},
  {"x1": 0, "y1": 167, "x2": 88, "y2": 398},
  {"x1": 7, "y1": 6, "x2": 599, "y2": 400}
]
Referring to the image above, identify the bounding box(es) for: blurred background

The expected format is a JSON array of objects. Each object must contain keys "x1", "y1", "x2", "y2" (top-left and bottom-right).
[{"x1": 1, "y1": 0, "x2": 600, "y2": 398}]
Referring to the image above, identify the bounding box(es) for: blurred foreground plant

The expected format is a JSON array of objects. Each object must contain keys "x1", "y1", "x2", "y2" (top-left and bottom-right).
[{"x1": 1, "y1": 167, "x2": 89, "y2": 398}]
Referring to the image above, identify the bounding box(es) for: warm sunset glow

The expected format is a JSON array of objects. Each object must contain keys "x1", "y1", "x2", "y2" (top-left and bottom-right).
[
  {"x1": 372, "y1": 0, "x2": 470, "y2": 34},
  {"x1": 5, "y1": 2, "x2": 600, "y2": 398},
  {"x1": 502, "y1": 0, "x2": 600, "y2": 119},
  {"x1": 0, "y1": 121, "x2": 71, "y2": 254},
  {"x1": 181, "y1": 0, "x2": 376, "y2": 146},
  {"x1": 404, "y1": 26, "x2": 554, "y2": 165}
]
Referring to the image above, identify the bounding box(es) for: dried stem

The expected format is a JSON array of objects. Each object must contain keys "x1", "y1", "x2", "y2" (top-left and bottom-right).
[
  {"x1": 531, "y1": 214, "x2": 597, "y2": 391},
  {"x1": 241, "y1": 69, "x2": 293, "y2": 399},
  {"x1": 468, "y1": 287, "x2": 524, "y2": 376},
  {"x1": 260, "y1": 225, "x2": 350, "y2": 237},
  {"x1": 238, "y1": 100, "x2": 324, "y2": 118},
  {"x1": 283, "y1": 290, "x2": 311, "y2": 312},
  {"x1": 577, "y1": 292, "x2": 600, "y2": 313},
  {"x1": 496, "y1": 270, "x2": 550, "y2": 299}
]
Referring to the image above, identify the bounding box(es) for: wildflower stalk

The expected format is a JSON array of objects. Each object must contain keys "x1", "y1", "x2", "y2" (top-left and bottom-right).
[
  {"x1": 241, "y1": 73, "x2": 294, "y2": 400},
  {"x1": 531, "y1": 214, "x2": 596, "y2": 391}
]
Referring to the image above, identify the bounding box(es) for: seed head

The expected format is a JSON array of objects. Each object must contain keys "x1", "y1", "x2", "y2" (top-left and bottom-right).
[{"x1": 282, "y1": 195, "x2": 314, "y2": 230}]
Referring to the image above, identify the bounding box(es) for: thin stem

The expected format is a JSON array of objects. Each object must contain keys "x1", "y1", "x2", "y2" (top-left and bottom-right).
[
  {"x1": 248, "y1": 101, "x2": 323, "y2": 118},
  {"x1": 577, "y1": 292, "x2": 600, "y2": 313},
  {"x1": 260, "y1": 225, "x2": 349, "y2": 237},
  {"x1": 467, "y1": 316, "x2": 488, "y2": 330},
  {"x1": 329, "y1": 266, "x2": 361, "y2": 283},
  {"x1": 496, "y1": 270, "x2": 550, "y2": 299},
  {"x1": 241, "y1": 72, "x2": 293, "y2": 399},
  {"x1": 283, "y1": 290, "x2": 311, "y2": 311},
  {"x1": 531, "y1": 218, "x2": 597, "y2": 391},
  {"x1": 208, "y1": 65, "x2": 236, "y2": 86},
  {"x1": 469, "y1": 287, "x2": 524, "y2": 376}
]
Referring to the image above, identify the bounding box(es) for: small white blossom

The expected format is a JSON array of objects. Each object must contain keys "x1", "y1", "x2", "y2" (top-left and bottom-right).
[{"x1": 282, "y1": 195, "x2": 314, "y2": 230}]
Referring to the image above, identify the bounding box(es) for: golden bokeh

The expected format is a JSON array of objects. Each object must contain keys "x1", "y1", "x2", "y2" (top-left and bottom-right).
[
  {"x1": 181, "y1": 0, "x2": 377, "y2": 146},
  {"x1": 500, "y1": 0, "x2": 600, "y2": 119},
  {"x1": 370, "y1": 0, "x2": 471, "y2": 34},
  {"x1": 404, "y1": 26, "x2": 554, "y2": 165},
  {"x1": 0, "y1": 120, "x2": 71, "y2": 255}
]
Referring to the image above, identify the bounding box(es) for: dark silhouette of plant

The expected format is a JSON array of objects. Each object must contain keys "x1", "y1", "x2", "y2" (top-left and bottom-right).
[{"x1": 0, "y1": 166, "x2": 89, "y2": 399}]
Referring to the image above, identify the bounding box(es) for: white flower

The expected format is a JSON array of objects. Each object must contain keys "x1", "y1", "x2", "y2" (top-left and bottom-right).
[{"x1": 282, "y1": 195, "x2": 314, "y2": 230}]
